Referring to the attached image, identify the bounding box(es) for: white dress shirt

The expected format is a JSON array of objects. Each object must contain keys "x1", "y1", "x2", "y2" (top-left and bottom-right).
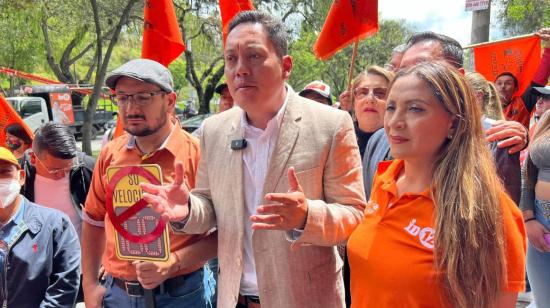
[{"x1": 239, "y1": 95, "x2": 288, "y2": 296}]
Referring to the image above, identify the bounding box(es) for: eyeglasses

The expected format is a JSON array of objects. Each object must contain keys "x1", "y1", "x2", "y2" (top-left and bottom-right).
[
  {"x1": 353, "y1": 87, "x2": 388, "y2": 100},
  {"x1": 111, "y1": 90, "x2": 166, "y2": 107},
  {"x1": 34, "y1": 154, "x2": 82, "y2": 176}
]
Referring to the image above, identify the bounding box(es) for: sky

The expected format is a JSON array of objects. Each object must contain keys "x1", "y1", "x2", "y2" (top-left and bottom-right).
[{"x1": 379, "y1": 0, "x2": 504, "y2": 47}]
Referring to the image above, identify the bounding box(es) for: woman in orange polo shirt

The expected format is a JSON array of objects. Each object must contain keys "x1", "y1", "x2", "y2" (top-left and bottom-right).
[{"x1": 347, "y1": 62, "x2": 526, "y2": 307}]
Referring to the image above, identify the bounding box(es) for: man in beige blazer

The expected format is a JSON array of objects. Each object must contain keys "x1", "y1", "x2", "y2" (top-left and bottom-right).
[{"x1": 142, "y1": 11, "x2": 366, "y2": 308}]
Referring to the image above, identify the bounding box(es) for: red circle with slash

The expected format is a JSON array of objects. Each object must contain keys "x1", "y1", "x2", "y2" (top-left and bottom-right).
[{"x1": 105, "y1": 166, "x2": 166, "y2": 243}]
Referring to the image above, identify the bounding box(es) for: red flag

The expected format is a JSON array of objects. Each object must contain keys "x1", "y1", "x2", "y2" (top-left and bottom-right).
[
  {"x1": 219, "y1": 0, "x2": 255, "y2": 44},
  {"x1": 473, "y1": 35, "x2": 541, "y2": 96},
  {"x1": 142, "y1": 0, "x2": 185, "y2": 67},
  {"x1": 0, "y1": 96, "x2": 34, "y2": 148},
  {"x1": 313, "y1": 0, "x2": 379, "y2": 60}
]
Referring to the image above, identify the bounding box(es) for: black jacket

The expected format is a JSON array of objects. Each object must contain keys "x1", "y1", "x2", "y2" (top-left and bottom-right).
[{"x1": 20, "y1": 151, "x2": 96, "y2": 218}]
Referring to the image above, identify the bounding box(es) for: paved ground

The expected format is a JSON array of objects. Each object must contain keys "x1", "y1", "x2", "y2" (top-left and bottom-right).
[{"x1": 76, "y1": 135, "x2": 103, "y2": 156}]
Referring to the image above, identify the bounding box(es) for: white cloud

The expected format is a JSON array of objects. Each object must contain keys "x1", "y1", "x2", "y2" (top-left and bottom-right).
[{"x1": 379, "y1": 0, "x2": 483, "y2": 47}]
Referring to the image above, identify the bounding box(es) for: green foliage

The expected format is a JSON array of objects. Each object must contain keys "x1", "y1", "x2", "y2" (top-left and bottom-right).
[
  {"x1": 497, "y1": 0, "x2": 550, "y2": 35},
  {"x1": 290, "y1": 17, "x2": 414, "y2": 97}
]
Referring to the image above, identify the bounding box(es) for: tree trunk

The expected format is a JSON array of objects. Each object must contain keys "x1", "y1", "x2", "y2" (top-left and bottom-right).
[{"x1": 81, "y1": 0, "x2": 139, "y2": 155}]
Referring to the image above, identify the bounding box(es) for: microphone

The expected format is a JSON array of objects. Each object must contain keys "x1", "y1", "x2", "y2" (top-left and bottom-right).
[{"x1": 231, "y1": 139, "x2": 247, "y2": 150}]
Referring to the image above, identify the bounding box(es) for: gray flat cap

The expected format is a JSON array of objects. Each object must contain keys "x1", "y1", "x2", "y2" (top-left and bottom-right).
[{"x1": 105, "y1": 59, "x2": 174, "y2": 93}]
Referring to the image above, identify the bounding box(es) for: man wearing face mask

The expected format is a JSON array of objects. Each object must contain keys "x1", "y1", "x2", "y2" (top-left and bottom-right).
[{"x1": 0, "y1": 147, "x2": 81, "y2": 307}]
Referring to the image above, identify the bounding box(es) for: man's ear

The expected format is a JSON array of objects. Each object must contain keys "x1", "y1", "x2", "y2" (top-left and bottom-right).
[
  {"x1": 282, "y1": 55, "x2": 293, "y2": 80},
  {"x1": 17, "y1": 169, "x2": 25, "y2": 185},
  {"x1": 29, "y1": 151, "x2": 36, "y2": 165}
]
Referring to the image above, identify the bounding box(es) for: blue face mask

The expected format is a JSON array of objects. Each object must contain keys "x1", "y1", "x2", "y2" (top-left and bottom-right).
[{"x1": 0, "y1": 178, "x2": 20, "y2": 209}]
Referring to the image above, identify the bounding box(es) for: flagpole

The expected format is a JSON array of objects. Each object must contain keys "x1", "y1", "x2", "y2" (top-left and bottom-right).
[
  {"x1": 347, "y1": 40, "x2": 359, "y2": 91},
  {"x1": 462, "y1": 33, "x2": 535, "y2": 50}
]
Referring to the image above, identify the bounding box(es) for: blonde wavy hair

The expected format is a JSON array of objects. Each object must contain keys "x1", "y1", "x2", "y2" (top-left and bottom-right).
[
  {"x1": 391, "y1": 62, "x2": 505, "y2": 307},
  {"x1": 466, "y1": 72, "x2": 505, "y2": 120}
]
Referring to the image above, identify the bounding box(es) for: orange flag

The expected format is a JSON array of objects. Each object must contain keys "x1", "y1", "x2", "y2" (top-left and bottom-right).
[
  {"x1": 313, "y1": 0, "x2": 379, "y2": 60},
  {"x1": 142, "y1": 0, "x2": 185, "y2": 67},
  {"x1": 474, "y1": 35, "x2": 541, "y2": 96},
  {"x1": 0, "y1": 96, "x2": 34, "y2": 148},
  {"x1": 219, "y1": 0, "x2": 254, "y2": 44}
]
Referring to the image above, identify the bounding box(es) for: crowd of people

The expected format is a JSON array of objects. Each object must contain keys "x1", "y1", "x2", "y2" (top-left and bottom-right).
[{"x1": 1, "y1": 9, "x2": 550, "y2": 308}]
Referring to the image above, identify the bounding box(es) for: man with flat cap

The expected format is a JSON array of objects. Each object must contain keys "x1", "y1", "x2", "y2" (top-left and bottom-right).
[{"x1": 81, "y1": 59, "x2": 216, "y2": 308}]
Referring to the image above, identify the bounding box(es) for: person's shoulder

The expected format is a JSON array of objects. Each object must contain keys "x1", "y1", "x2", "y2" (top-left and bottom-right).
[
  {"x1": 174, "y1": 125, "x2": 199, "y2": 147},
  {"x1": 23, "y1": 198, "x2": 71, "y2": 224},
  {"x1": 102, "y1": 133, "x2": 132, "y2": 154},
  {"x1": 202, "y1": 108, "x2": 242, "y2": 133}
]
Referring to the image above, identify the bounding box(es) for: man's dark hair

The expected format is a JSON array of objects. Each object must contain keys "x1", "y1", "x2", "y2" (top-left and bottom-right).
[
  {"x1": 406, "y1": 31, "x2": 464, "y2": 69},
  {"x1": 228, "y1": 11, "x2": 288, "y2": 57},
  {"x1": 6, "y1": 123, "x2": 32, "y2": 144},
  {"x1": 33, "y1": 123, "x2": 77, "y2": 159},
  {"x1": 496, "y1": 72, "x2": 519, "y2": 89}
]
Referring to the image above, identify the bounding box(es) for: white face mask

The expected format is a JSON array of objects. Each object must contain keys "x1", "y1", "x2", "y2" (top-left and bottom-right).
[{"x1": 0, "y1": 177, "x2": 20, "y2": 209}]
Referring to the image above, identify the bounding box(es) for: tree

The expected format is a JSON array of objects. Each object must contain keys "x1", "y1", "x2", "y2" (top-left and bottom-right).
[
  {"x1": 81, "y1": 0, "x2": 141, "y2": 155},
  {"x1": 496, "y1": 0, "x2": 550, "y2": 36},
  {"x1": 290, "y1": 18, "x2": 414, "y2": 97},
  {"x1": 0, "y1": 3, "x2": 44, "y2": 95},
  {"x1": 174, "y1": 0, "x2": 224, "y2": 114}
]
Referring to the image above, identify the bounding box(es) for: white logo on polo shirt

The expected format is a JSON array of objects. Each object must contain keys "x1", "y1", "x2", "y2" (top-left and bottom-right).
[{"x1": 404, "y1": 219, "x2": 435, "y2": 249}]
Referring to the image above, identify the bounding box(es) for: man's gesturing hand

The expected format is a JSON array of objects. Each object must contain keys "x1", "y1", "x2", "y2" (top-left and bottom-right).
[
  {"x1": 485, "y1": 120, "x2": 528, "y2": 154},
  {"x1": 251, "y1": 167, "x2": 308, "y2": 230},
  {"x1": 141, "y1": 161, "x2": 190, "y2": 222}
]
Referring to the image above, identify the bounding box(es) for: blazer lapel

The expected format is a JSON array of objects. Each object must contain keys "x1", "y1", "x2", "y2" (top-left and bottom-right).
[
  {"x1": 263, "y1": 91, "x2": 301, "y2": 195},
  {"x1": 225, "y1": 112, "x2": 245, "y2": 221}
]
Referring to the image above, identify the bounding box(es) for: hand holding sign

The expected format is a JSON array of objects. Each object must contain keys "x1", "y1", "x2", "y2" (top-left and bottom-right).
[
  {"x1": 133, "y1": 255, "x2": 177, "y2": 289},
  {"x1": 141, "y1": 161, "x2": 191, "y2": 222},
  {"x1": 251, "y1": 167, "x2": 309, "y2": 230}
]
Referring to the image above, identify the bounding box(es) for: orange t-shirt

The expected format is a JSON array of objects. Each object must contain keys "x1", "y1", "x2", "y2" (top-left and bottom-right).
[
  {"x1": 347, "y1": 159, "x2": 526, "y2": 307},
  {"x1": 84, "y1": 124, "x2": 204, "y2": 280}
]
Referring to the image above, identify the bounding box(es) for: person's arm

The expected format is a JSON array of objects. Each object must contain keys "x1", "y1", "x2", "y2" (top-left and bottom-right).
[
  {"x1": 40, "y1": 215, "x2": 81, "y2": 308},
  {"x1": 252, "y1": 112, "x2": 367, "y2": 246},
  {"x1": 485, "y1": 120, "x2": 528, "y2": 154},
  {"x1": 491, "y1": 145, "x2": 521, "y2": 204},
  {"x1": 134, "y1": 231, "x2": 218, "y2": 289},
  {"x1": 81, "y1": 222, "x2": 107, "y2": 308}
]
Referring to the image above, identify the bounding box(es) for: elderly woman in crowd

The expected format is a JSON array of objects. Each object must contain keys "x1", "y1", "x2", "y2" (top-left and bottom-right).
[
  {"x1": 348, "y1": 62, "x2": 526, "y2": 307},
  {"x1": 352, "y1": 66, "x2": 394, "y2": 158}
]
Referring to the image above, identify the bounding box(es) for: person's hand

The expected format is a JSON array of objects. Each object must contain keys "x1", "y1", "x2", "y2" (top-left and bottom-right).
[
  {"x1": 141, "y1": 161, "x2": 190, "y2": 222},
  {"x1": 83, "y1": 282, "x2": 107, "y2": 308},
  {"x1": 526, "y1": 220, "x2": 550, "y2": 252},
  {"x1": 338, "y1": 90, "x2": 352, "y2": 111},
  {"x1": 133, "y1": 254, "x2": 177, "y2": 289},
  {"x1": 537, "y1": 27, "x2": 550, "y2": 48},
  {"x1": 251, "y1": 167, "x2": 308, "y2": 230},
  {"x1": 485, "y1": 120, "x2": 527, "y2": 154}
]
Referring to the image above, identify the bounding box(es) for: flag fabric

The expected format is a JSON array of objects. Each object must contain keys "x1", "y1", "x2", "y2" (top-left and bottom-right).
[
  {"x1": 142, "y1": 0, "x2": 185, "y2": 67},
  {"x1": 111, "y1": 116, "x2": 125, "y2": 140},
  {"x1": 313, "y1": 0, "x2": 379, "y2": 60},
  {"x1": 0, "y1": 96, "x2": 34, "y2": 148},
  {"x1": 219, "y1": 0, "x2": 255, "y2": 44},
  {"x1": 473, "y1": 35, "x2": 541, "y2": 96}
]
